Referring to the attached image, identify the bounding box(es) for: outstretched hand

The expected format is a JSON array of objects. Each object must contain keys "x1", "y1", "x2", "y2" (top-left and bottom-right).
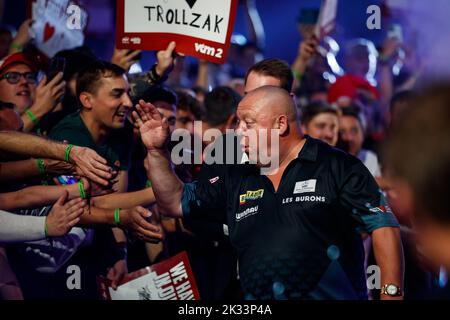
[
  {"x1": 120, "y1": 206, "x2": 163, "y2": 243},
  {"x1": 69, "y1": 146, "x2": 113, "y2": 186},
  {"x1": 46, "y1": 191, "x2": 86, "y2": 237},
  {"x1": 132, "y1": 100, "x2": 170, "y2": 151}
]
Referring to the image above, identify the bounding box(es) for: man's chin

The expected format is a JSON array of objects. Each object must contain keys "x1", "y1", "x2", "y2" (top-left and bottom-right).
[{"x1": 111, "y1": 120, "x2": 127, "y2": 129}]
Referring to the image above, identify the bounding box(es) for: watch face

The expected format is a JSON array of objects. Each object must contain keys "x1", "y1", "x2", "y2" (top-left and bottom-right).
[{"x1": 387, "y1": 285, "x2": 398, "y2": 295}]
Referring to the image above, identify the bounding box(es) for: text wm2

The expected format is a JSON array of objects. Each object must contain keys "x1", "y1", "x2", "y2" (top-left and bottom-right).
[{"x1": 194, "y1": 43, "x2": 223, "y2": 58}]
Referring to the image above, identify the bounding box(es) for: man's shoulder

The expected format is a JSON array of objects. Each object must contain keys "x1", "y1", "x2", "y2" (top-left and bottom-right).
[
  {"x1": 310, "y1": 138, "x2": 367, "y2": 181},
  {"x1": 48, "y1": 112, "x2": 90, "y2": 144},
  {"x1": 48, "y1": 112, "x2": 81, "y2": 134}
]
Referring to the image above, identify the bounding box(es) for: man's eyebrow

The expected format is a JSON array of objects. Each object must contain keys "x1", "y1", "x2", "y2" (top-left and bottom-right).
[{"x1": 110, "y1": 88, "x2": 126, "y2": 95}]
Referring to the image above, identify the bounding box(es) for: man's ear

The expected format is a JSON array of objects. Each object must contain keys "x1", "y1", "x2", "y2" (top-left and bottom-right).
[
  {"x1": 277, "y1": 115, "x2": 289, "y2": 136},
  {"x1": 79, "y1": 92, "x2": 93, "y2": 110}
]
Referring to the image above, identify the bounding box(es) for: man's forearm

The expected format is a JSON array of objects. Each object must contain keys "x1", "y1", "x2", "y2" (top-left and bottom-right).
[
  {"x1": 78, "y1": 206, "x2": 116, "y2": 227},
  {"x1": 0, "y1": 131, "x2": 66, "y2": 160},
  {"x1": 92, "y1": 188, "x2": 155, "y2": 209},
  {"x1": 146, "y1": 150, "x2": 183, "y2": 217},
  {"x1": 372, "y1": 227, "x2": 404, "y2": 300},
  {"x1": 0, "y1": 184, "x2": 80, "y2": 211},
  {"x1": 0, "y1": 159, "x2": 40, "y2": 182}
]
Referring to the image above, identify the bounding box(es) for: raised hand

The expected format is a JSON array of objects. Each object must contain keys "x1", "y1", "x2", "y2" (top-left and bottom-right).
[
  {"x1": 9, "y1": 19, "x2": 33, "y2": 53},
  {"x1": 155, "y1": 41, "x2": 177, "y2": 77},
  {"x1": 132, "y1": 100, "x2": 170, "y2": 151},
  {"x1": 31, "y1": 73, "x2": 66, "y2": 116},
  {"x1": 111, "y1": 48, "x2": 142, "y2": 72},
  {"x1": 298, "y1": 35, "x2": 319, "y2": 63}
]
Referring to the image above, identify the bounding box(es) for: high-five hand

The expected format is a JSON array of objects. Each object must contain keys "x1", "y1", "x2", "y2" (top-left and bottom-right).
[{"x1": 132, "y1": 100, "x2": 170, "y2": 151}]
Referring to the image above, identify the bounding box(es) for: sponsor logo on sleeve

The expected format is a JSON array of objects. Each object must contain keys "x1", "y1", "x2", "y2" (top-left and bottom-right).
[
  {"x1": 209, "y1": 176, "x2": 219, "y2": 184},
  {"x1": 369, "y1": 205, "x2": 392, "y2": 214}
]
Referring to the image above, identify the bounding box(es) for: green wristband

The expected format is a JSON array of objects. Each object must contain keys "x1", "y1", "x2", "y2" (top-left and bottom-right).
[
  {"x1": 37, "y1": 159, "x2": 48, "y2": 185},
  {"x1": 65, "y1": 144, "x2": 74, "y2": 162},
  {"x1": 10, "y1": 42, "x2": 24, "y2": 51},
  {"x1": 25, "y1": 109, "x2": 40, "y2": 125},
  {"x1": 44, "y1": 218, "x2": 49, "y2": 237},
  {"x1": 37, "y1": 159, "x2": 45, "y2": 176},
  {"x1": 292, "y1": 69, "x2": 303, "y2": 82},
  {"x1": 78, "y1": 181, "x2": 86, "y2": 199},
  {"x1": 114, "y1": 208, "x2": 121, "y2": 225}
]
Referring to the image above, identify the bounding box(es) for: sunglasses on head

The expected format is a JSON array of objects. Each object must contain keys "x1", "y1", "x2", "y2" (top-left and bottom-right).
[{"x1": 0, "y1": 71, "x2": 37, "y2": 85}]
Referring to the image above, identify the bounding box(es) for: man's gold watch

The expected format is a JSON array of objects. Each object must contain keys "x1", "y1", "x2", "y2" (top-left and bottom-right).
[{"x1": 381, "y1": 284, "x2": 402, "y2": 297}]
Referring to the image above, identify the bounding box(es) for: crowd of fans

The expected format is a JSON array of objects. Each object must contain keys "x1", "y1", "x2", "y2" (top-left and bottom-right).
[{"x1": 0, "y1": 2, "x2": 449, "y2": 300}]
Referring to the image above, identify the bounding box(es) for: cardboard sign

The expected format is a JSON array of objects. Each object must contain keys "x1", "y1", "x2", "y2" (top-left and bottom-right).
[
  {"x1": 98, "y1": 252, "x2": 200, "y2": 300},
  {"x1": 30, "y1": 0, "x2": 88, "y2": 58},
  {"x1": 116, "y1": 0, "x2": 238, "y2": 64},
  {"x1": 315, "y1": 0, "x2": 339, "y2": 39}
]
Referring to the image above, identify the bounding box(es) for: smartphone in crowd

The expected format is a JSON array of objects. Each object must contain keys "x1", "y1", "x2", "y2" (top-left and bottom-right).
[
  {"x1": 47, "y1": 56, "x2": 66, "y2": 82},
  {"x1": 57, "y1": 175, "x2": 78, "y2": 185}
]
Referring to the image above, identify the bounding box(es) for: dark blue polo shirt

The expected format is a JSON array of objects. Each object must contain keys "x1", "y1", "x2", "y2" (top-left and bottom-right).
[{"x1": 182, "y1": 136, "x2": 399, "y2": 300}]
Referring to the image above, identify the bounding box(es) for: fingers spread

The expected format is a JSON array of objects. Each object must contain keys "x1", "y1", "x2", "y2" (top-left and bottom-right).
[{"x1": 132, "y1": 110, "x2": 143, "y2": 127}]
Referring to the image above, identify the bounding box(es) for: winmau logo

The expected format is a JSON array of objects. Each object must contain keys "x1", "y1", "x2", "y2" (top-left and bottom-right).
[{"x1": 236, "y1": 205, "x2": 259, "y2": 221}]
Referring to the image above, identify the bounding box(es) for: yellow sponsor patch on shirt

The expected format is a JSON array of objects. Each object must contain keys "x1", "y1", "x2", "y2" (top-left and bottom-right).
[{"x1": 239, "y1": 189, "x2": 264, "y2": 205}]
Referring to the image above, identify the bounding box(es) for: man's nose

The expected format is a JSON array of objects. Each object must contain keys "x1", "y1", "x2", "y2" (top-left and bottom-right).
[
  {"x1": 18, "y1": 76, "x2": 29, "y2": 87},
  {"x1": 340, "y1": 132, "x2": 350, "y2": 141},
  {"x1": 236, "y1": 121, "x2": 246, "y2": 134},
  {"x1": 123, "y1": 94, "x2": 133, "y2": 109},
  {"x1": 324, "y1": 128, "x2": 334, "y2": 139}
]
